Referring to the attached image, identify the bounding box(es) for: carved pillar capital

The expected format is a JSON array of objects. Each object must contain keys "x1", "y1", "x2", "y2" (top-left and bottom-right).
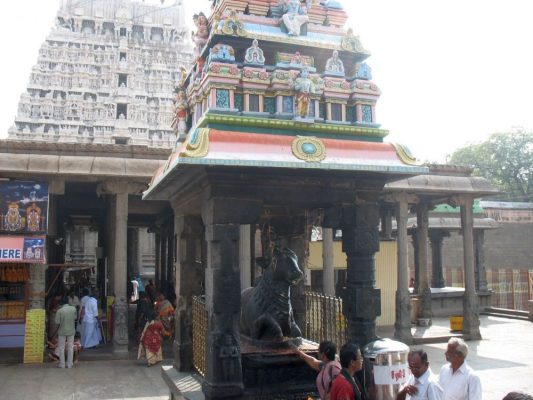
[
  {"x1": 201, "y1": 197, "x2": 262, "y2": 226},
  {"x1": 48, "y1": 179, "x2": 65, "y2": 195}
]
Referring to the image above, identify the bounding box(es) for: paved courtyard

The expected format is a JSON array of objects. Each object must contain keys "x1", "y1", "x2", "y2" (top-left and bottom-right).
[{"x1": 0, "y1": 315, "x2": 531, "y2": 400}]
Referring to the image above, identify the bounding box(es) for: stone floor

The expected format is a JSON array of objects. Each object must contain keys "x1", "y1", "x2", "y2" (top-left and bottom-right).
[{"x1": 0, "y1": 315, "x2": 532, "y2": 399}]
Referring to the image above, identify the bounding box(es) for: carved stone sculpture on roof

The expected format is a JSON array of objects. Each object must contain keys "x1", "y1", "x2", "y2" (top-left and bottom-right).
[
  {"x1": 192, "y1": 12, "x2": 209, "y2": 58},
  {"x1": 324, "y1": 50, "x2": 345, "y2": 77},
  {"x1": 171, "y1": 89, "x2": 189, "y2": 142},
  {"x1": 244, "y1": 39, "x2": 265, "y2": 66},
  {"x1": 218, "y1": 10, "x2": 247, "y2": 37},
  {"x1": 289, "y1": 67, "x2": 319, "y2": 119},
  {"x1": 276, "y1": 51, "x2": 315, "y2": 72},
  {"x1": 354, "y1": 62, "x2": 372, "y2": 80},
  {"x1": 341, "y1": 28, "x2": 365, "y2": 52},
  {"x1": 207, "y1": 44, "x2": 236, "y2": 64},
  {"x1": 280, "y1": 0, "x2": 310, "y2": 36},
  {"x1": 320, "y1": 0, "x2": 343, "y2": 9}
]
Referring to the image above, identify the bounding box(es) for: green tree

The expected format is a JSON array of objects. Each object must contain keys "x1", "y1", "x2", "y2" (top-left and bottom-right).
[{"x1": 449, "y1": 129, "x2": 533, "y2": 202}]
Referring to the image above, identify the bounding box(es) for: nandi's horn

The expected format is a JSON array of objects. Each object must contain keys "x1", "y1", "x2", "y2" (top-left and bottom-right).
[{"x1": 255, "y1": 257, "x2": 269, "y2": 269}]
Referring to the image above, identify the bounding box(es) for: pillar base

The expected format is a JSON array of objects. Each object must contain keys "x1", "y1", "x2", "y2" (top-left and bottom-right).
[
  {"x1": 202, "y1": 381, "x2": 244, "y2": 400},
  {"x1": 173, "y1": 339, "x2": 193, "y2": 372},
  {"x1": 394, "y1": 291, "x2": 413, "y2": 344},
  {"x1": 112, "y1": 343, "x2": 128, "y2": 355},
  {"x1": 462, "y1": 293, "x2": 482, "y2": 341}
]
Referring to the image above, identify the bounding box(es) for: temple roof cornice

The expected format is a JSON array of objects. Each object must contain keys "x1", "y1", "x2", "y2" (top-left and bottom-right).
[{"x1": 0, "y1": 140, "x2": 171, "y2": 159}]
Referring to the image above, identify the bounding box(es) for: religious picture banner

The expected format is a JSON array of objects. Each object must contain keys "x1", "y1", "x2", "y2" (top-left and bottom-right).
[
  {"x1": 0, "y1": 181, "x2": 49, "y2": 234},
  {"x1": 0, "y1": 236, "x2": 46, "y2": 264}
]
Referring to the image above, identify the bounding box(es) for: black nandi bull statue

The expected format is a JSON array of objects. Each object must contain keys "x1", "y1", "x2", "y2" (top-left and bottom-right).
[{"x1": 240, "y1": 247, "x2": 303, "y2": 342}]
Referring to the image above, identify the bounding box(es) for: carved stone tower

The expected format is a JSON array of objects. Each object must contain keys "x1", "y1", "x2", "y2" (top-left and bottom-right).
[{"x1": 8, "y1": 0, "x2": 192, "y2": 147}]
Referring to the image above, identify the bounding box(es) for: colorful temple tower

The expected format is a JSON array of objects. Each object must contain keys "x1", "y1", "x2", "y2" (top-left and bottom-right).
[{"x1": 145, "y1": 0, "x2": 427, "y2": 398}]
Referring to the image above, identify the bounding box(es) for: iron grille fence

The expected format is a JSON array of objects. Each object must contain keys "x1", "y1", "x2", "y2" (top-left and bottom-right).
[
  {"x1": 192, "y1": 295, "x2": 207, "y2": 376},
  {"x1": 304, "y1": 291, "x2": 346, "y2": 347},
  {"x1": 191, "y1": 292, "x2": 348, "y2": 376},
  {"x1": 443, "y1": 267, "x2": 533, "y2": 311}
]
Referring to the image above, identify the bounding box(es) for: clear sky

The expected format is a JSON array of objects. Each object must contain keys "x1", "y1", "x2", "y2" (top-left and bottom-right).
[{"x1": 1, "y1": 0, "x2": 533, "y2": 162}]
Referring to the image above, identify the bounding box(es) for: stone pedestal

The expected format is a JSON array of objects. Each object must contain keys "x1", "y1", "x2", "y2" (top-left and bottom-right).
[{"x1": 240, "y1": 341, "x2": 318, "y2": 400}]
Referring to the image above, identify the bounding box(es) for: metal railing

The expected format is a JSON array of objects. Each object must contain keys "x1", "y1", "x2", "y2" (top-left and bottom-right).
[
  {"x1": 191, "y1": 292, "x2": 347, "y2": 376},
  {"x1": 192, "y1": 295, "x2": 207, "y2": 376},
  {"x1": 304, "y1": 291, "x2": 346, "y2": 347}
]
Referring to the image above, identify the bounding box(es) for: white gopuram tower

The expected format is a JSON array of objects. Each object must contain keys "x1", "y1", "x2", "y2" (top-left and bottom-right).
[{"x1": 8, "y1": 0, "x2": 192, "y2": 147}]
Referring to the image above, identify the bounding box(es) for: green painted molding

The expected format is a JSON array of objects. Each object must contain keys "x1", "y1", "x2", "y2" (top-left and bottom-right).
[{"x1": 196, "y1": 112, "x2": 389, "y2": 140}]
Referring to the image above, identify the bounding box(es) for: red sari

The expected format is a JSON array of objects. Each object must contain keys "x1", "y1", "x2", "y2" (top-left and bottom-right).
[{"x1": 138, "y1": 320, "x2": 165, "y2": 366}]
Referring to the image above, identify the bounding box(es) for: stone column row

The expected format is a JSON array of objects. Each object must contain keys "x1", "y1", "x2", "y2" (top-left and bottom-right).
[{"x1": 392, "y1": 194, "x2": 481, "y2": 341}]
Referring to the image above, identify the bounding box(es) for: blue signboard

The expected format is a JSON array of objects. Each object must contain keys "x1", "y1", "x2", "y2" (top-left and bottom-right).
[{"x1": 0, "y1": 181, "x2": 49, "y2": 234}]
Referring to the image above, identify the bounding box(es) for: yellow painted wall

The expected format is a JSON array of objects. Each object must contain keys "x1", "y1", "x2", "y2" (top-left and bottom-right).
[{"x1": 307, "y1": 240, "x2": 398, "y2": 327}]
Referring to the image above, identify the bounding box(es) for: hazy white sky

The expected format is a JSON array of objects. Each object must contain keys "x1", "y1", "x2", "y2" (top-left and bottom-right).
[{"x1": 1, "y1": 0, "x2": 533, "y2": 162}]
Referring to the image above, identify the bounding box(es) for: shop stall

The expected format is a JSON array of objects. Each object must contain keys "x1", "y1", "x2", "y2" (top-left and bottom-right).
[{"x1": 0, "y1": 236, "x2": 46, "y2": 348}]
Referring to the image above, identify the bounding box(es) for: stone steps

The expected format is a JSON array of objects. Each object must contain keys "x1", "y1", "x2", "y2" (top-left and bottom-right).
[{"x1": 480, "y1": 307, "x2": 530, "y2": 321}]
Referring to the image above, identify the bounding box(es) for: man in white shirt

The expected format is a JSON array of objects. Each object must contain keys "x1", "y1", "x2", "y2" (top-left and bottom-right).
[
  {"x1": 397, "y1": 350, "x2": 443, "y2": 400},
  {"x1": 439, "y1": 338, "x2": 482, "y2": 400}
]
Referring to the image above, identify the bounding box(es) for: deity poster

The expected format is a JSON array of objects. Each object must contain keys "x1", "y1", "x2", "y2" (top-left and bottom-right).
[{"x1": 0, "y1": 181, "x2": 48, "y2": 234}]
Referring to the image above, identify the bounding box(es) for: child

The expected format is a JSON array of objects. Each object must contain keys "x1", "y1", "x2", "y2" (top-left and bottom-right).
[
  {"x1": 73, "y1": 332, "x2": 82, "y2": 364},
  {"x1": 47, "y1": 337, "x2": 60, "y2": 362}
]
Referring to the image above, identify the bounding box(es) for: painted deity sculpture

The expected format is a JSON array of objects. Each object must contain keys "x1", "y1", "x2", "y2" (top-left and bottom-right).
[
  {"x1": 290, "y1": 68, "x2": 317, "y2": 118},
  {"x1": 244, "y1": 39, "x2": 265, "y2": 65},
  {"x1": 172, "y1": 89, "x2": 189, "y2": 141},
  {"x1": 218, "y1": 9, "x2": 247, "y2": 36},
  {"x1": 280, "y1": 0, "x2": 310, "y2": 36},
  {"x1": 325, "y1": 50, "x2": 345, "y2": 76},
  {"x1": 341, "y1": 28, "x2": 364, "y2": 52},
  {"x1": 207, "y1": 43, "x2": 236, "y2": 64},
  {"x1": 355, "y1": 62, "x2": 373, "y2": 80},
  {"x1": 192, "y1": 12, "x2": 209, "y2": 58},
  {"x1": 320, "y1": 0, "x2": 343, "y2": 9}
]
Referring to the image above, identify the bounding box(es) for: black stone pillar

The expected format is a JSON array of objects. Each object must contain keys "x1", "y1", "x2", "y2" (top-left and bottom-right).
[
  {"x1": 429, "y1": 229, "x2": 449, "y2": 289},
  {"x1": 159, "y1": 228, "x2": 167, "y2": 291},
  {"x1": 166, "y1": 219, "x2": 175, "y2": 284},
  {"x1": 474, "y1": 230, "x2": 488, "y2": 292},
  {"x1": 410, "y1": 232, "x2": 419, "y2": 294},
  {"x1": 201, "y1": 198, "x2": 262, "y2": 400},
  {"x1": 380, "y1": 206, "x2": 393, "y2": 240},
  {"x1": 416, "y1": 203, "x2": 432, "y2": 322},
  {"x1": 154, "y1": 232, "x2": 161, "y2": 291},
  {"x1": 335, "y1": 204, "x2": 381, "y2": 347},
  {"x1": 173, "y1": 215, "x2": 203, "y2": 372}
]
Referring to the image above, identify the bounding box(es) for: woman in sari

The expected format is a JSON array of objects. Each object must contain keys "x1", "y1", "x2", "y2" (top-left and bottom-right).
[
  {"x1": 295, "y1": 341, "x2": 341, "y2": 400},
  {"x1": 155, "y1": 292, "x2": 174, "y2": 338},
  {"x1": 138, "y1": 310, "x2": 166, "y2": 367}
]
